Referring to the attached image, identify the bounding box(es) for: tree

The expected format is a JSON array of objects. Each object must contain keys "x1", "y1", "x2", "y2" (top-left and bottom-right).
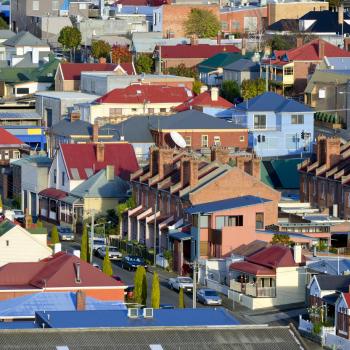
[
  {"x1": 241, "y1": 78, "x2": 265, "y2": 100},
  {"x1": 192, "y1": 80, "x2": 202, "y2": 95},
  {"x1": 80, "y1": 224, "x2": 89, "y2": 262},
  {"x1": 271, "y1": 234, "x2": 292, "y2": 246},
  {"x1": 102, "y1": 247, "x2": 113, "y2": 276},
  {"x1": 134, "y1": 266, "x2": 147, "y2": 306},
  {"x1": 220, "y1": 80, "x2": 240, "y2": 102},
  {"x1": 91, "y1": 40, "x2": 111, "y2": 60},
  {"x1": 58, "y1": 26, "x2": 81, "y2": 62},
  {"x1": 185, "y1": 8, "x2": 221, "y2": 38},
  {"x1": 51, "y1": 226, "x2": 60, "y2": 244},
  {"x1": 111, "y1": 45, "x2": 132, "y2": 64},
  {"x1": 151, "y1": 272, "x2": 160, "y2": 309},
  {"x1": 178, "y1": 288, "x2": 185, "y2": 308},
  {"x1": 269, "y1": 35, "x2": 293, "y2": 51},
  {"x1": 135, "y1": 54, "x2": 153, "y2": 74},
  {"x1": 165, "y1": 64, "x2": 198, "y2": 80},
  {"x1": 0, "y1": 17, "x2": 8, "y2": 30}
]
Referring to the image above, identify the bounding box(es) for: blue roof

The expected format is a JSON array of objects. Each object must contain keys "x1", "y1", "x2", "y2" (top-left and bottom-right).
[
  {"x1": 307, "y1": 259, "x2": 350, "y2": 276},
  {"x1": 234, "y1": 92, "x2": 313, "y2": 113},
  {"x1": 36, "y1": 308, "x2": 240, "y2": 329},
  {"x1": 186, "y1": 195, "x2": 271, "y2": 215},
  {"x1": 0, "y1": 292, "x2": 126, "y2": 318}
]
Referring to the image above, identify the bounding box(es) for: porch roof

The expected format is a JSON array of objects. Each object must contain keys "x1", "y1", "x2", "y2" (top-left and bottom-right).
[
  {"x1": 147, "y1": 214, "x2": 168, "y2": 225},
  {"x1": 61, "y1": 195, "x2": 82, "y2": 205},
  {"x1": 128, "y1": 206, "x2": 145, "y2": 218},
  {"x1": 38, "y1": 188, "x2": 68, "y2": 200},
  {"x1": 168, "y1": 231, "x2": 192, "y2": 241},
  {"x1": 322, "y1": 293, "x2": 339, "y2": 306},
  {"x1": 229, "y1": 261, "x2": 276, "y2": 276}
]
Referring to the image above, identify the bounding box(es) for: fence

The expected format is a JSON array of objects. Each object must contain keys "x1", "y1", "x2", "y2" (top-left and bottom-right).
[
  {"x1": 324, "y1": 332, "x2": 350, "y2": 350},
  {"x1": 206, "y1": 279, "x2": 229, "y2": 296}
]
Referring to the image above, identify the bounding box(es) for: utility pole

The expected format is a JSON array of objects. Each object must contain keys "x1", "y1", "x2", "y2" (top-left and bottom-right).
[
  {"x1": 192, "y1": 260, "x2": 197, "y2": 309},
  {"x1": 158, "y1": 45, "x2": 162, "y2": 74},
  {"x1": 90, "y1": 211, "x2": 95, "y2": 264},
  {"x1": 153, "y1": 190, "x2": 158, "y2": 267}
]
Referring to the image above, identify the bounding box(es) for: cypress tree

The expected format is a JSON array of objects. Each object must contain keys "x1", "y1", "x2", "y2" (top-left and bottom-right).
[
  {"x1": 102, "y1": 247, "x2": 113, "y2": 276},
  {"x1": 51, "y1": 226, "x2": 60, "y2": 244},
  {"x1": 178, "y1": 288, "x2": 185, "y2": 309},
  {"x1": 141, "y1": 272, "x2": 148, "y2": 307},
  {"x1": 151, "y1": 272, "x2": 160, "y2": 309},
  {"x1": 80, "y1": 224, "x2": 88, "y2": 262},
  {"x1": 134, "y1": 266, "x2": 147, "y2": 306}
]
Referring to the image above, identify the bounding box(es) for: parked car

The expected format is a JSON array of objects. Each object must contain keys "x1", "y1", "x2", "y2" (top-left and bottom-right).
[
  {"x1": 5, "y1": 209, "x2": 24, "y2": 222},
  {"x1": 90, "y1": 237, "x2": 106, "y2": 253},
  {"x1": 121, "y1": 256, "x2": 148, "y2": 271},
  {"x1": 57, "y1": 226, "x2": 74, "y2": 241},
  {"x1": 196, "y1": 288, "x2": 222, "y2": 305},
  {"x1": 95, "y1": 246, "x2": 122, "y2": 260},
  {"x1": 168, "y1": 276, "x2": 193, "y2": 292}
]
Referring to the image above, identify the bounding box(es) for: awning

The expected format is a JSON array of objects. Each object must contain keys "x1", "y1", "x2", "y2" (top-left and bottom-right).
[
  {"x1": 39, "y1": 188, "x2": 68, "y2": 200},
  {"x1": 128, "y1": 206, "x2": 145, "y2": 218},
  {"x1": 168, "y1": 231, "x2": 192, "y2": 241},
  {"x1": 322, "y1": 293, "x2": 339, "y2": 306},
  {"x1": 159, "y1": 216, "x2": 174, "y2": 230},
  {"x1": 137, "y1": 208, "x2": 152, "y2": 221},
  {"x1": 61, "y1": 195, "x2": 82, "y2": 205}
]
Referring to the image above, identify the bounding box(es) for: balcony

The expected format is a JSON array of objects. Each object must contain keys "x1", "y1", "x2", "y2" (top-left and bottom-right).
[{"x1": 230, "y1": 280, "x2": 276, "y2": 298}]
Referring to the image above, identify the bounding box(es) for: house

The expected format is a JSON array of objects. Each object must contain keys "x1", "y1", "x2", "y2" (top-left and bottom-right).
[
  {"x1": 0, "y1": 252, "x2": 125, "y2": 301},
  {"x1": 80, "y1": 84, "x2": 193, "y2": 124},
  {"x1": 173, "y1": 87, "x2": 233, "y2": 116},
  {"x1": 298, "y1": 135, "x2": 350, "y2": 220},
  {"x1": 147, "y1": 109, "x2": 248, "y2": 152},
  {"x1": 0, "y1": 128, "x2": 30, "y2": 165},
  {"x1": 54, "y1": 62, "x2": 136, "y2": 92},
  {"x1": 155, "y1": 41, "x2": 240, "y2": 72},
  {"x1": 335, "y1": 292, "x2": 350, "y2": 340},
  {"x1": 127, "y1": 146, "x2": 280, "y2": 273},
  {"x1": 229, "y1": 245, "x2": 307, "y2": 309},
  {"x1": 229, "y1": 92, "x2": 314, "y2": 157},
  {"x1": 223, "y1": 59, "x2": 260, "y2": 86},
  {"x1": 307, "y1": 258, "x2": 350, "y2": 277},
  {"x1": 260, "y1": 39, "x2": 350, "y2": 96},
  {"x1": 39, "y1": 143, "x2": 138, "y2": 224},
  {"x1": 11, "y1": 155, "x2": 52, "y2": 217},
  {"x1": 198, "y1": 52, "x2": 254, "y2": 87},
  {"x1": 0, "y1": 220, "x2": 52, "y2": 267},
  {"x1": 0, "y1": 324, "x2": 309, "y2": 349},
  {"x1": 152, "y1": 4, "x2": 220, "y2": 38}
]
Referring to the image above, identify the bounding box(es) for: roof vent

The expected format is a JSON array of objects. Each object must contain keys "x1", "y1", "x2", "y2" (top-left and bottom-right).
[
  {"x1": 143, "y1": 308, "x2": 154, "y2": 318},
  {"x1": 128, "y1": 308, "x2": 139, "y2": 318}
]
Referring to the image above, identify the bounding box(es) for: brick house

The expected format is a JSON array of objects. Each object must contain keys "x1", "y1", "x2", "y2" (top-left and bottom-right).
[
  {"x1": 299, "y1": 135, "x2": 350, "y2": 220},
  {"x1": 260, "y1": 39, "x2": 350, "y2": 96},
  {"x1": 0, "y1": 252, "x2": 125, "y2": 301},
  {"x1": 126, "y1": 146, "x2": 280, "y2": 273}
]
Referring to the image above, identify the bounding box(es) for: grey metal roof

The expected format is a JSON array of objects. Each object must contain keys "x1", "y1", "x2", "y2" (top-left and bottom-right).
[
  {"x1": 0, "y1": 110, "x2": 41, "y2": 120},
  {"x1": 0, "y1": 30, "x2": 16, "y2": 40},
  {"x1": 314, "y1": 274, "x2": 350, "y2": 292},
  {"x1": 51, "y1": 118, "x2": 93, "y2": 137},
  {"x1": 0, "y1": 325, "x2": 308, "y2": 349},
  {"x1": 4, "y1": 31, "x2": 47, "y2": 47},
  {"x1": 307, "y1": 258, "x2": 350, "y2": 276},
  {"x1": 224, "y1": 58, "x2": 260, "y2": 72},
  {"x1": 324, "y1": 57, "x2": 350, "y2": 70}
]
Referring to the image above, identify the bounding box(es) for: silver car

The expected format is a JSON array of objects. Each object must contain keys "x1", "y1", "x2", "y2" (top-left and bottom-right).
[
  {"x1": 196, "y1": 288, "x2": 222, "y2": 305},
  {"x1": 96, "y1": 246, "x2": 122, "y2": 260},
  {"x1": 57, "y1": 226, "x2": 74, "y2": 241}
]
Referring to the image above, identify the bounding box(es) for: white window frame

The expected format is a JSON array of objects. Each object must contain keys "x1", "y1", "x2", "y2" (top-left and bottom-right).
[
  {"x1": 214, "y1": 136, "x2": 221, "y2": 146},
  {"x1": 32, "y1": 0, "x2": 39, "y2": 10},
  {"x1": 201, "y1": 135, "x2": 209, "y2": 148}
]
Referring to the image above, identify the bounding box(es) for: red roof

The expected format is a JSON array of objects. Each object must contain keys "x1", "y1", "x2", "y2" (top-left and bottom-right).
[
  {"x1": 0, "y1": 252, "x2": 124, "y2": 289},
  {"x1": 59, "y1": 63, "x2": 135, "y2": 80},
  {"x1": 266, "y1": 39, "x2": 350, "y2": 65},
  {"x1": 39, "y1": 188, "x2": 67, "y2": 200},
  {"x1": 229, "y1": 261, "x2": 275, "y2": 276},
  {"x1": 95, "y1": 84, "x2": 192, "y2": 104},
  {"x1": 343, "y1": 293, "x2": 350, "y2": 308},
  {"x1": 174, "y1": 90, "x2": 233, "y2": 112},
  {"x1": 0, "y1": 128, "x2": 25, "y2": 146},
  {"x1": 60, "y1": 143, "x2": 138, "y2": 181},
  {"x1": 160, "y1": 44, "x2": 240, "y2": 59}
]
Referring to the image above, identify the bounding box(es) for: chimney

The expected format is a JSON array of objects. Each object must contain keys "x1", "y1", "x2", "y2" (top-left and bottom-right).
[
  {"x1": 70, "y1": 110, "x2": 80, "y2": 122},
  {"x1": 158, "y1": 148, "x2": 174, "y2": 179},
  {"x1": 76, "y1": 291, "x2": 86, "y2": 311},
  {"x1": 74, "y1": 262, "x2": 81, "y2": 283},
  {"x1": 96, "y1": 143, "x2": 105, "y2": 162},
  {"x1": 317, "y1": 135, "x2": 341, "y2": 168},
  {"x1": 318, "y1": 40, "x2": 325, "y2": 59},
  {"x1": 92, "y1": 121, "x2": 99, "y2": 143},
  {"x1": 236, "y1": 156, "x2": 261, "y2": 179},
  {"x1": 180, "y1": 157, "x2": 199, "y2": 188},
  {"x1": 190, "y1": 35, "x2": 198, "y2": 46},
  {"x1": 211, "y1": 146, "x2": 230, "y2": 164},
  {"x1": 251, "y1": 158, "x2": 261, "y2": 180},
  {"x1": 149, "y1": 146, "x2": 159, "y2": 177},
  {"x1": 293, "y1": 245, "x2": 302, "y2": 264},
  {"x1": 241, "y1": 38, "x2": 247, "y2": 56},
  {"x1": 99, "y1": 57, "x2": 107, "y2": 64},
  {"x1": 24, "y1": 209, "x2": 32, "y2": 229},
  {"x1": 344, "y1": 37, "x2": 350, "y2": 51},
  {"x1": 200, "y1": 85, "x2": 208, "y2": 94},
  {"x1": 296, "y1": 37, "x2": 303, "y2": 48},
  {"x1": 217, "y1": 31, "x2": 221, "y2": 45},
  {"x1": 211, "y1": 87, "x2": 219, "y2": 101},
  {"x1": 338, "y1": 5, "x2": 344, "y2": 25},
  {"x1": 106, "y1": 165, "x2": 115, "y2": 181}
]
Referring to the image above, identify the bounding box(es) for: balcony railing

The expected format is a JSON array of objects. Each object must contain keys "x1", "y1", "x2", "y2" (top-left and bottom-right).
[{"x1": 230, "y1": 280, "x2": 276, "y2": 298}]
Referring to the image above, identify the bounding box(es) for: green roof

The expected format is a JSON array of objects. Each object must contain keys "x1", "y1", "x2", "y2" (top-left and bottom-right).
[
  {"x1": 28, "y1": 227, "x2": 48, "y2": 235},
  {"x1": 0, "y1": 220, "x2": 15, "y2": 236},
  {"x1": 261, "y1": 159, "x2": 301, "y2": 189},
  {"x1": 198, "y1": 52, "x2": 254, "y2": 73}
]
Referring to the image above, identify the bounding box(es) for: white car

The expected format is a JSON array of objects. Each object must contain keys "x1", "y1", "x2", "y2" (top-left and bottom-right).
[
  {"x1": 95, "y1": 246, "x2": 122, "y2": 260},
  {"x1": 168, "y1": 276, "x2": 193, "y2": 292},
  {"x1": 90, "y1": 237, "x2": 106, "y2": 253}
]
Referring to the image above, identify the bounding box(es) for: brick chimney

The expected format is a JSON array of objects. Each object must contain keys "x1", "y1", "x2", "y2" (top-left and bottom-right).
[
  {"x1": 251, "y1": 158, "x2": 261, "y2": 180},
  {"x1": 211, "y1": 87, "x2": 219, "y2": 101},
  {"x1": 344, "y1": 37, "x2": 350, "y2": 51},
  {"x1": 200, "y1": 85, "x2": 208, "y2": 94},
  {"x1": 92, "y1": 122, "x2": 99, "y2": 143},
  {"x1": 190, "y1": 35, "x2": 198, "y2": 46},
  {"x1": 76, "y1": 290, "x2": 86, "y2": 311},
  {"x1": 180, "y1": 157, "x2": 199, "y2": 188},
  {"x1": 99, "y1": 57, "x2": 107, "y2": 64},
  {"x1": 106, "y1": 165, "x2": 115, "y2": 181},
  {"x1": 236, "y1": 156, "x2": 261, "y2": 180},
  {"x1": 217, "y1": 31, "x2": 221, "y2": 45},
  {"x1": 96, "y1": 143, "x2": 105, "y2": 162},
  {"x1": 211, "y1": 146, "x2": 230, "y2": 164},
  {"x1": 241, "y1": 38, "x2": 247, "y2": 56},
  {"x1": 316, "y1": 135, "x2": 341, "y2": 169},
  {"x1": 338, "y1": 5, "x2": 344, "y2": 25},
  {"x1": 318, "y1": 40, "x2": 325, "y2": 59},
  {"x1": 149, "y1": 146, "x2": 159, "y2": 177},
  {"x1": 296, "y1": 37, "x2": 303, "y2": 48},
  {"x1": 158, "y1": 147, "x2": 174, "y2": 179}
]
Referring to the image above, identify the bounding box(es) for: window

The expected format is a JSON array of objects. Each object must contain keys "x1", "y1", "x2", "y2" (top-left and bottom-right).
[
  {"x1": 221, "y1": 21, "x2": 228, "y2": 30},
  {"x1": 254, "y1": 114, "x2": 266, "y2": 129},
  {"x1": 160, "y1": 108, "x2": 166, "y2": 113},
  {"x1": 32, "y1": 0, "x2": 39, "y2": 10},
  {"x1": 148, "y1": 108, "x2": 154, "y2": 114},
  {"x1": 184, "y1": 136, "x2": 192, "y2": 147},
  {"x1": 256, "y1": 212, "x2": 264, "y2": 229},
  {"x1": 231, "y1": 20, "x2": 240, "y2": 31},
  {"x1": 109, "y1": 108, "x2": 122, "y2": 116},
  {"x1": 62, "y1": 172, "x2": 65, "y2": 186},
  {"x1": 240, "y1": 135, "x2": 245, "y2": 142},
  {"x1": 215, "y1": 216, "x2": 225, "y2": 230},
  {"x1": 54, "y1": 169, "x2": 57, "y2": 184},
  {"x1": 291, "y1": 114, "x2": 304, "y2": 124},
  {"x1": 79, "y1": 3, "x2": 87, "y2": 9},
  {"x1": 4, "y1": 151, "x2": 9, "y2": 160},
  {"x1": 284, "y1": 67, "x2": 294, "y2": 75},
  {"x1": 200, "y1": 215, "x2": 209, "y2": 228},
  {"x1": 227, "y1": 215, "x2": 243, "y2": 226},
  {"x1": 6, "y1": 240, "x2": 9, "y2": 246},
  {"x1": 201, "y1": 135, "x2": 209, "y2": 147},
  {"x1": 214, "y1": 136, "x2": 221, "y2": 146},
  {"x1": 52, "y1": 0, "x2": 59, "y2": 10},
  {"x1": 13, "y1": 151, "x2": 20, "y2": 159},
  {"x1": 16, "y1": 87, "x2": 29, "y2": 95},
  {"x1": 132, "y1": 108, "x2": 137, "y2": 112}
]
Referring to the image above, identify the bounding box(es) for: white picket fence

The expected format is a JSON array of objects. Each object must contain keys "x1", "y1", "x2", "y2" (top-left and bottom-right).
[
  {"x1": 324, "y1": 332, "x2": 350, "y2": 350},
  {"x1": 298, "y1": 316, "x2": 313, "y2": 333}
]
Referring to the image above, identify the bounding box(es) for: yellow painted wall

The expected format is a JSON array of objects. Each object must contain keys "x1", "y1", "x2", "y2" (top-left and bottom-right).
[{"x1": 83, "y1": 197, "x2": 119, "y2": 219}]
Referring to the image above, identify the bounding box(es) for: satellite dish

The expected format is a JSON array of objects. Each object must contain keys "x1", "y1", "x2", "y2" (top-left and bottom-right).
[{"x1": 170, "y1": 131, "x2": 186, "y2": 148}]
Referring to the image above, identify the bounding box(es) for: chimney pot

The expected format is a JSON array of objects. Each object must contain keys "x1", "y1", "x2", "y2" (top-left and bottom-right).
[
  {"x1": 318, "y1": 40, "x2": 325, "y2": 59},
  {"x1": 211, "y1": 87, "x2": 219, "y2": 101},
  {"x1": 76, "y1": 290, "x2": 86, "y2": 311},
  {"x1": 92, "y1": 121, "x2": 99, "y2": 143},
  {"x1": 211, "y1": 146, "x2": 230, "y2": 164},
  {"x1": 96, "y1": 143, "x2": 105, "y2": 163},
  {"x1": 99, "y1": 57, "x2": 107, "y2": 64}
]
